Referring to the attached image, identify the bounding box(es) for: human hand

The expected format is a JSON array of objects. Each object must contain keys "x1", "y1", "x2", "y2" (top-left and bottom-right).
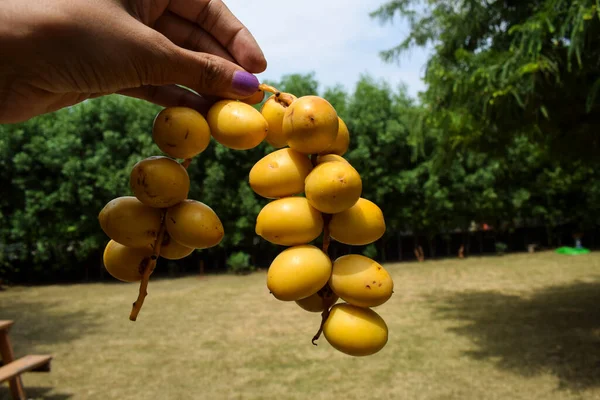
[{"x1": 0, "y1": 0, "x2": 267, "y2": 124}]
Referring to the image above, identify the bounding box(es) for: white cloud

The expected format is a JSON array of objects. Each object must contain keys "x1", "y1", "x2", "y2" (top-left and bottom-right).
[{"x1": 224, "y1": 0, "x2": 432, "y2": 98}]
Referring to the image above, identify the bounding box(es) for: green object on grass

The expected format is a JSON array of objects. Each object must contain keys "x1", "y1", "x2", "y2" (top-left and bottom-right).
[{"x1": 555, "y1": 247, "x2": 591, "y2": 255}]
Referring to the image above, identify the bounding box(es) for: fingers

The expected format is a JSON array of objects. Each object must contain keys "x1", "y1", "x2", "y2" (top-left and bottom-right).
[
  {"x1": 154, "y1": 12, "x2": 235, "y2": 64},
  {"x1": 117, "y1": 85, "x2": 213, "y2": 116},
  {"x1": 138, "y1": 26, "x2": 261, "y2": 99},
  {"x1": 168, "y1": 0, "x2": 267, "y2": 73}
]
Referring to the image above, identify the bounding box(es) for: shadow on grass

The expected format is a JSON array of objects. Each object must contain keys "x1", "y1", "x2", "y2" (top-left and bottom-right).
[
  {"x1": 0, "y1": 298, "x2": 98, "y2": 399},
  {"x1": 0, "y1": 298, "x2": 100, "y2": 350},
  {"x1": 0, "y1": 386, "x2": 73, "y2": 400},
  {"x1": 430, "y1": 280, "x2": 600, "y2": 391}
]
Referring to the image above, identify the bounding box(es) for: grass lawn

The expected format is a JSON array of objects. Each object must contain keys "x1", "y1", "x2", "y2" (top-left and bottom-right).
[{"x1": 2, "y1": 251, "x2": 600, "y2": 399}]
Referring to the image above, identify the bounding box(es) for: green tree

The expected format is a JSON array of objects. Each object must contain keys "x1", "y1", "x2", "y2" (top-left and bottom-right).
[
  {"x1": 0, "y1": 96, "x2": 161, "y2": 280},
  {"x1": 371, "y1": 0, "x2": 600, "y2": 163},
  {"x1": 343, "y1": 75, "x2": 431, "y2": 258},
  {"x1": 261, "y1": 72, "x2": 319, "y2": 98},
  {"x1": 323, "y1": 84, "x2": 349, "y2": 119}
]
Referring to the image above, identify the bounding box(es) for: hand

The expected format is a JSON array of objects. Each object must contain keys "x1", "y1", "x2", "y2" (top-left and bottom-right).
[{"x1": 0, "y1": 0, "x2": 267, "y2": 123}]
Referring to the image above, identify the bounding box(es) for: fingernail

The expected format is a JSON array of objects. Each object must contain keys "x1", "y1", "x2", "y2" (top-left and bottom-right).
[{"x1": 232, "y1": 71, "x2": 259, "y2": 96}]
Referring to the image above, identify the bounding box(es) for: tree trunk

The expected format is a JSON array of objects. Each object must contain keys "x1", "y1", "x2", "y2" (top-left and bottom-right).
[
  {"x1": 446, "y1": 236, "x2": 451, "y2": 257},
  {"x1": 413, "y1": 235, "x2": 424, "y2": 262},
  {"x1": 414, "y1": 235, "x2": 419, "y2": 261},
  {"x1": 199, "y1": 259, "x2": 205, "y2": 276}
]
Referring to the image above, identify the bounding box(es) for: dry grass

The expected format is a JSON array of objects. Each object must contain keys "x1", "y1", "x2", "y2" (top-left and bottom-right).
[{"x1": 2, "y1": 251, "x2": 600, "y2": 399}]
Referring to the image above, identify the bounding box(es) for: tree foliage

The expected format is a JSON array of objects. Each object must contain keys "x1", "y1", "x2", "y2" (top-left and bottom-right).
[
  {"x1": 0, "y1": 96, "x2": 161, "y2": 279},
  {"x1": 1, "y1": 68, "x2": 600, "y2": 282},
  {"x1": 371, "y1": 0, "x2": 600, "y2": 162}
]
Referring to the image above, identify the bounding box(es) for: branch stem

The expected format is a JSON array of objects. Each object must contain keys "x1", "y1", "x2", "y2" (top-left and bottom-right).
[
  {"x1": 129, "y1": 214, "x2": 167, "y2": 321},
  {"x1": 258, "y1": 83, "x2": 294, "y2": 106}
]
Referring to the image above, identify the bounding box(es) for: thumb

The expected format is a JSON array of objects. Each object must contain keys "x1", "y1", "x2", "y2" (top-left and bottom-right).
[{"x1": 141, "y1": 30, "x2": 261, "y2": 100}]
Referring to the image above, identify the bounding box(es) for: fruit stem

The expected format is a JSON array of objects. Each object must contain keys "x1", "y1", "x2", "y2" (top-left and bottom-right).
[
  {"x1": 129, "y1": 211, "x2": 167, "y2": 321},
  {"x1": 312, "y1": 307, "x2": 330, "y2": 346},
  {"x1": 311, "y1": 283, "x2": 336, "y2": 345},
  {"x1": 258, "y1": 83, "x2": 279, "y2": 95},
  {"x1": 258, "y1": 83, "x2": 294, "y2": 107},
  {"x1": 322, "y1": 214, "x2": 332, "y2": 255},
  {"x1": 181, "y1": 158, "x2": 193, "y2": 169},
  {"x1": 276, "y1": 93, "x2": 295, "y2": 107},
  {"x1": 129, "y1": 157, "x2": 193, "y2": 321}
]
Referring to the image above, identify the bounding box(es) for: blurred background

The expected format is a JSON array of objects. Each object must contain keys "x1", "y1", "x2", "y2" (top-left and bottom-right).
[{"x1": 2, "y1": 1, "x2": 600, "y2": 399}]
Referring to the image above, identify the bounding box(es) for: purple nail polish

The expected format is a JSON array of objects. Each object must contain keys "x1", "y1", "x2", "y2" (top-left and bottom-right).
[{"x1": 232, "y1": 71, "x2": 259, "y2": 96}]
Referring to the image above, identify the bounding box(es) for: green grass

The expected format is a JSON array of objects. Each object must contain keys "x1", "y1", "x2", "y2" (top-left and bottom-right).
[{"x1": 2, "y1": 251, "x2": 600, "y2": 399}]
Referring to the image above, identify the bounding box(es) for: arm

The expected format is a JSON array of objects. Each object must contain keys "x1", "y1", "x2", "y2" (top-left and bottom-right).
[{"x1": 0, "y1": 0, "x2": 267, "y2": 123}]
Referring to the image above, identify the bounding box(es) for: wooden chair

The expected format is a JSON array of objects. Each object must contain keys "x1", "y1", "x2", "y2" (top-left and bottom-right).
[{"x1": 0, "y1": 320, "x2": 52, "y2": 400}]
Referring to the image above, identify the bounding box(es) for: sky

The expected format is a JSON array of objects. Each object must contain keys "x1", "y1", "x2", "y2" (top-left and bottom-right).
[{"x1": 224, "y1": 0, "x2": 433, "y2": 99}]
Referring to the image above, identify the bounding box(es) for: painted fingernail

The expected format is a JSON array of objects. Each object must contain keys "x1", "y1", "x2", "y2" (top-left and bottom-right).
[{"x1": 232, "y1": 71, "x2": 259, "y2": 96}]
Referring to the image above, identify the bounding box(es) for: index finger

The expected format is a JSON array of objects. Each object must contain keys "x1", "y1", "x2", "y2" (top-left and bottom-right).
[{"x1": 168, "y1": 0, "x2": 267, "y2": 73}]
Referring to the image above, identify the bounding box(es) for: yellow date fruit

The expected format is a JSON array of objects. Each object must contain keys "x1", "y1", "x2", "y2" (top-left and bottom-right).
[
  {"x1": 282, "y1": 96, "x2": 338, "y2": 154},
  {"x1": 255, "y1": 197, "x2": 323, "y2": 246},
  {"x1": 295, "y1": 288, "x2": 339, "y2": 313},
  {"x1": 267, "y1": 245, "x2": 332, "y2": 301},
  {"x1": 329, "y1": 198, "x2": 386, "y2": 246},
  {"x1": 305, "y1": 161, "x2": 362, "y2": 214},
  {"x1": 159, "y1": 232, "x2": 195, "y2": 260},
  {"x1": 260, "y1": 94, "x2": 297, "y2": 148},
  {"x1": 320, "y1": 117, "x2": 350, "y2": 156},
  {"x1": 98, "y1": 196, "x2": 162, "y2": 248},
  {"x1": 152, "y1": 107, "x2": 211, "y2": 159},
  {"x1": 130, "y1": 156, "x2": 190, "y2": 208},
  {"x1": 329, "y1": 254, "x2": 393, "y2": 308},
  {"x1": 240, "y1": 89, "x2": 265, "y2": 105},
  {"x1": 316, "y1": 154, "x2": 349, "y2": 165},
  {"x1": 103, "y1": 240, "x2": 152, "y2": 282},
  {"x1": 207, "y1": 100, "x2": 268, "y2": 150},
  {"x1": 249, "y1": 148, "x2": 312, "y2": 199},
  {"x1": 323, "y1": 303, "x2": 388, "y2": 357},
  {"x1": 166, "y1": 199, "x2": 224, "y2": 249}
]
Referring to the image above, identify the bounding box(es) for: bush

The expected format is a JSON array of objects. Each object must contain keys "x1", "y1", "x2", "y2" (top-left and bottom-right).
[
  {"x1": 362, "y1": 244, "x2": 378, "y2": 259},
  {"x1": 495, "y1": 242, "x2": 508, "y2": 256},
  {"x1": 227, "y1": 251, "x2": 255, "y2": 275}
]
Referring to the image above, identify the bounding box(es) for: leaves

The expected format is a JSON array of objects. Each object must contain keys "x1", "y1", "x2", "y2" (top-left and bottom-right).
[
  {"x1": 2, "y1": 60, "x2": 600, "y2": 281},
  {"x1": 0, "y1": 96, "x2": 162, "y2": 278},
  {"x1": 372, "y1": 0, "x2": 600, "y2": 162}
]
